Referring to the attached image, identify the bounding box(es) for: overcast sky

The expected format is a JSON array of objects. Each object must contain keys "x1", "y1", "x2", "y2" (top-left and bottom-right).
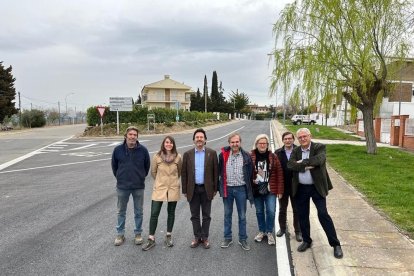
[{"x1": 1, "y1": 0, "x2": 292, "y2": 112}]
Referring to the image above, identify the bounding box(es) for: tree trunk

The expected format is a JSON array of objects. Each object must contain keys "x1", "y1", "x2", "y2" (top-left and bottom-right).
[{"x1": 361, "y1": 107, "x2": 377, "y2": 154}]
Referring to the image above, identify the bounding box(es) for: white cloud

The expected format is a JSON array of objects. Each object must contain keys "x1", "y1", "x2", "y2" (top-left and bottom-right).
[{"x1": 1, "y1": 0, "x2": 292, "y2": 110}]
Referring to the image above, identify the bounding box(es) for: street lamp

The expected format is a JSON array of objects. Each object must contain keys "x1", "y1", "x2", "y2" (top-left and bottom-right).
[{"x1": 65, "y1": 93, "x2": 74, "y2": 123}]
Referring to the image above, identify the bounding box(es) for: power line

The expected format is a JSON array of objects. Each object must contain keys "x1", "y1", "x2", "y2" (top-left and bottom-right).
[{"x1": 20, "y1": 94, "x2": 58, "y2": 105}]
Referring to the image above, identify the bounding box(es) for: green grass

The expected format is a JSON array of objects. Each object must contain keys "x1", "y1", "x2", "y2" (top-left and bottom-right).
[
  {"x1": 285, "y1": 124, "x2": 361, "y2": 140},
  {"x1": 326, "y1": 144, "x2": 414, "y2": 238}
]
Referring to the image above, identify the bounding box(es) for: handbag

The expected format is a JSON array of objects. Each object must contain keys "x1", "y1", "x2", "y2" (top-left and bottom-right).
[{"x1": 258, "y1": 181, "x2": 269, "y2": 195}]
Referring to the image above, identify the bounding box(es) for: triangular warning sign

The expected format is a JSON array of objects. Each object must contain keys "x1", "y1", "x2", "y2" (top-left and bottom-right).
[{"x1": 97, "y1": 106, "x2": 106, "y2": 118}]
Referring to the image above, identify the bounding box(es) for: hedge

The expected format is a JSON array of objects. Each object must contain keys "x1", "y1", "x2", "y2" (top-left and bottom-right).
[{"x1": 86, "y1": 106, "x2": 229, "y2": 126}]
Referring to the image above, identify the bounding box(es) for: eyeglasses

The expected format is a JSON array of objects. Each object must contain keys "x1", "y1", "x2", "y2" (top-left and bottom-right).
[
  {"x1": 257, "y1": 142, "x2": 268, "y2": 145},
  {"x1": 297, "y1": 135, "x2": 310, "y2": 140}
]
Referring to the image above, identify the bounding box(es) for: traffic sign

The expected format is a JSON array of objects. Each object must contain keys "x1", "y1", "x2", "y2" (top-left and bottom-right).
[
  {"x1": 96, "y1": 106, "x2": 106, "y2": 118},
  {"x1": 109, "y1": 97, "x2": 133, "y2": 111}
]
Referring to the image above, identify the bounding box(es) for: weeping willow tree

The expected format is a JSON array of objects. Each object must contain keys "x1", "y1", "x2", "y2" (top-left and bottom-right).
[{"x1": 270, "y1": 0, "x2": 413, "y2": 154}]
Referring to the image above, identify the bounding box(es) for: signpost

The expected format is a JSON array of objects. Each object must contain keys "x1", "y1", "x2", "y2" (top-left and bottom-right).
[
  {"x1": 147, "y1": 114, "x2": 155, "y2": 131},
  {"x1": 109, "y1": 97, "x2": 133, "y2": 135},
  {"x1": 96, "y1": 106, "x2": 106, "y2": 136}
]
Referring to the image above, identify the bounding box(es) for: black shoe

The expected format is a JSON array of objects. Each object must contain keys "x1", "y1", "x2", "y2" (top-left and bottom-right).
[
  {"x1": 297, "y1": 242, "x2": 312, "y2": 252},
  {"x1": 333, "y1": 245, "x2": 343, "y2": 259},
  {"x1": 276, "y1": 229, "x2": 286, "y2": 237},
  {"x1": 295, "y1": 232, "x2": 303, "y2": 242}
]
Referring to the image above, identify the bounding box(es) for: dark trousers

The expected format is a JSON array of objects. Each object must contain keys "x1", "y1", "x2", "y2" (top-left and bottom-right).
[
  {"x1": 189, "y1": 185, "x2": 212, "y2": 240},
  {"x1": 295, "y1": 184, "x2": 340, "y2": 247},
  {"x1": 149, "y1": 200, "x2": 177, "y2": 235},
  {"x1": 278, "y1": 192, "x2": 301, "y2": 233}
]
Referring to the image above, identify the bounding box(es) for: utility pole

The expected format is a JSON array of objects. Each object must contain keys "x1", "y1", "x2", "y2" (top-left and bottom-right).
[
  {"x1": 30, "y1": 103, "x2": 32, "y2": 128},
  {"x1": 18, "y1": 92, "x2": 22, "y2": 128},
  {"x1": 58, "y1": 101, "x2": 61, "y2": 126}
]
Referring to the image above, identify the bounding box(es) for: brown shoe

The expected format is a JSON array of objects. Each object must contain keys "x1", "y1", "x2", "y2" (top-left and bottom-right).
[
  {"x1": 190, "y1": 239, "x2": 201, "y2": 248},
  {"x1": 202, "y1": 239, "x2": 210, "y2": 249}
]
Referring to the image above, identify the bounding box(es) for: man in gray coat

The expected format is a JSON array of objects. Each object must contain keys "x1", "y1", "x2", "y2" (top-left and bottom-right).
[{"x1": 288, "y1": 128, "x2": 343, "y2": 259}]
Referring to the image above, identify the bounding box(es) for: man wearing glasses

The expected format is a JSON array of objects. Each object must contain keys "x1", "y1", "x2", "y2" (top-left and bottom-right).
[
  {"x1": 218, "y1": 133, "x2": 254, "y2": 251},
  {"x1": 287, "y1": 128, "x2": 343, "y2": 259}
]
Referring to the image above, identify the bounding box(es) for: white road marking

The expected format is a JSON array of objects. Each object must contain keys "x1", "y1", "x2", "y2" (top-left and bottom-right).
[
  {"x1": 108, "y1": 142, "x2": 121, "y2": 146},
  {"x1": 69, "y1": 144, "x2": 96, "y2": 151},
  {"x1": 61, "y1": 152, "x2": 111, "y2": 157},
  {"x1": 0, "y1": 136, "x2": 74, "y2": 171},
  {"x1": 0, "y1": 158, "x2": 111, "y2": 174},
  {"x1": 270, "y1": 122, "x2": 292, "y2": 276}
]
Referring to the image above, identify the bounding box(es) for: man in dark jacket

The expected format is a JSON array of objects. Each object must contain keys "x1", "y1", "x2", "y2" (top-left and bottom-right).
[
  {"x1": 287, "y1": 128, "x2": 343, "y2": 259},
  {"x1": 218, "y1": 133, "x2": 253, "y2": 251},
  {"x1": 111, "y1": 126, "x2": 150, "y2": 246},
  {"x1": 275, "y1": 131, "x2": 302, "y2": 242}
]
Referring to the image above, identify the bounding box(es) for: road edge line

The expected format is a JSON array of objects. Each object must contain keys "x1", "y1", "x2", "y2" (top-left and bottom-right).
[{"x1": 270, "y1": 121, "x2": 293, "y2": 276}]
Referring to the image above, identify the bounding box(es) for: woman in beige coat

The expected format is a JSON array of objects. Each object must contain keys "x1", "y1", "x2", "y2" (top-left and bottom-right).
[{"x1": 142, "y1": 135, "x2": 182, "y2": 251}]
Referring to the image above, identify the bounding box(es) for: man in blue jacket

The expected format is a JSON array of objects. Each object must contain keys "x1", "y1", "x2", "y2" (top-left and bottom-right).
[{"x1": 112, "y1": 126, "x2": 150, "y2": 246}]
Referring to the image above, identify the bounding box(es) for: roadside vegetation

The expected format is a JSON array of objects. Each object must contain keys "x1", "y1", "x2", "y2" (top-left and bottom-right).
[
  {"x1": 285, "y1": 124, "x2": 361, "y2": 141},
  {"x1": 83, "y1": 120, "x2": 225, "y2": 136},
  {"x1": 84, "y1": 105, "x2": 231, "y2": 136},
  {"x1": 326, "y1": 144, "x2": 414, "y2": 238}
]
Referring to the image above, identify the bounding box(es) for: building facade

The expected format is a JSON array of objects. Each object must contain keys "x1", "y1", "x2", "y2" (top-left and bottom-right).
[{"x1": 141, "y1": 75, "x2": 194, "y2": 111}]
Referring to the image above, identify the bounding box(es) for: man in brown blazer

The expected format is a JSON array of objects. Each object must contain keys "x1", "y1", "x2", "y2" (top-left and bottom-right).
[{"x1": 182, "y1": 128, "x2": 219, "y2": 249}]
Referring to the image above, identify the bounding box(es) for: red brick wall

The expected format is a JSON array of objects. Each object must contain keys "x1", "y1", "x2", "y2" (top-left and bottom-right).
[
  {"x1": 402, "y1": 136, "x2": 414, "y2": 150},
  {"x1": 374, "y1": 118, "x2": 381, "y2": 142}
]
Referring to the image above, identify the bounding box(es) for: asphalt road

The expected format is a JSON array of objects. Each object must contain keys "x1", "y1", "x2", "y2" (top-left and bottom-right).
[
  {"x1": 0, "y1": 121, "x2": 281, "y2": 276},
  {"x1": 0, "y1": 124, "x2": 87, "y2": 165}
]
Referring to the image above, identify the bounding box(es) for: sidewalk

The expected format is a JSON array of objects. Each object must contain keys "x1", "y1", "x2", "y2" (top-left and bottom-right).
[{"x1": 271, "y1": 120, "x2": 414, "y2": 276}]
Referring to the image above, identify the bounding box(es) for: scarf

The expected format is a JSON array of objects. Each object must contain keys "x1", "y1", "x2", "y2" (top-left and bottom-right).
[{"x1": 160, "y1": 152, "x2": 176, "y2": 164}]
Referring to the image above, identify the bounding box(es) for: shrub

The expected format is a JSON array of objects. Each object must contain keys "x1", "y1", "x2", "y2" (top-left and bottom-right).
[
  {"x1": 164, "y1": 121, "x2": 174, "y2": 127},
  {"x1": 21, "y1": 109, "x2": 46, "y2": 128},
  {"x1": 86, "y1": 105, "x2": 228, "y2": 126}
]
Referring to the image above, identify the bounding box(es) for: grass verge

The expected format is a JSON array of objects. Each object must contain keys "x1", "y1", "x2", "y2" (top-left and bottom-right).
[
  {"x1": 285, "y1": 124, "x2": 360, "y2": 141},
  {"x1": 326, "y1": 144, "x2": 414, "y2": 238}
]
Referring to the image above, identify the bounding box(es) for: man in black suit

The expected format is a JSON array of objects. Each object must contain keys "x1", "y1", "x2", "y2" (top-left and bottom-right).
[
  {"x1": 287, "y1": 128, "x2": 343, "y2": 259},
  {"x1": 275, "y1": 131, "x2": 302, "y2": 242}
]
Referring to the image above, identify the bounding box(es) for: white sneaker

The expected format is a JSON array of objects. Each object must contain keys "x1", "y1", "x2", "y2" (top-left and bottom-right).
[
  {"x1": 254, "y1": 232, "x2": 266, "y2": 242},
  {"x1": 267, "y1": 232, "x2": 275, "y2": 245}
]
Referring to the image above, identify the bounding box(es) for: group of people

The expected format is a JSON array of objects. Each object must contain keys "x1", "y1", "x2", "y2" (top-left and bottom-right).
[{"x1": 111, "y1": 126, "x2": 343, "y2": 259}]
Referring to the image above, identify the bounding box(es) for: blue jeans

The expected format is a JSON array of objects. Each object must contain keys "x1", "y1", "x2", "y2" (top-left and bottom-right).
[
  {"x1": 116, "y1": 188, "x2": 144, "y2": 235},
  {"x1": 254, "y1": 193, "x2": 276, "y2": 233},
  {"x1": 223, "y1": 186, "x2": 248, "y2": 241}
]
